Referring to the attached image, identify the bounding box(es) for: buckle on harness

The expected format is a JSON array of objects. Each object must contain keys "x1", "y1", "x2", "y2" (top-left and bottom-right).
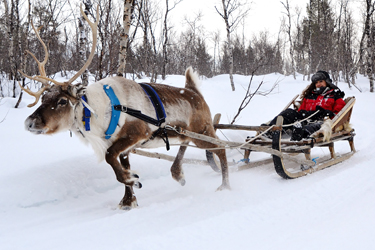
[
  {"x1": 147, "y1": 127, "x2": 170, "y2": 151},
  {"x1": 114, "y1": 105, "x2": 127, "y2": 112}
]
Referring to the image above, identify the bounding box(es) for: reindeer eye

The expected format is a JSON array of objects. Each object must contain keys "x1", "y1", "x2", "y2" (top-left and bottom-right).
[{"x1": 57, "y1": 98, "x2": 68, "y2": 106}]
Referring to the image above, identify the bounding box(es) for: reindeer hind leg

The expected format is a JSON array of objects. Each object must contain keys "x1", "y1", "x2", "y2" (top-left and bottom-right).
[
  {"x1": 170, "y1": 143, "x2": 188, "y2": 186},
  {"x1": 191, "y1": 132, "x2": 230, "y2": 191}
]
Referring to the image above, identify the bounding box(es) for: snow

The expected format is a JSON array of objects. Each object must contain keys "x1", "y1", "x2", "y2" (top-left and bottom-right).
[{"x1": 1, "y1": 72, "x2": 375, "y2": 250}]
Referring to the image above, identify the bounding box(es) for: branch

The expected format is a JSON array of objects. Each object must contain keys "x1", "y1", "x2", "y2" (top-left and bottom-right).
[
  {"x1": 0, "y1": 107, "x2": 9, "y2": 124},
  {"x1": 230, "y1": 56, "x2": 278, "y2": 124}
]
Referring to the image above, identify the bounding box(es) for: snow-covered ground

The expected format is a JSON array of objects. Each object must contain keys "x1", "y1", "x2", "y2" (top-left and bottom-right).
[{"x1": 1, "y1": 72, "x2": 374, "y2": 250}]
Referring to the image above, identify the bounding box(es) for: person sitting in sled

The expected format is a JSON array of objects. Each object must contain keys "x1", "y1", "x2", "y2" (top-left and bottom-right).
[{"x1": 264, "y1": 70, "x2": 346, "y2": 141}]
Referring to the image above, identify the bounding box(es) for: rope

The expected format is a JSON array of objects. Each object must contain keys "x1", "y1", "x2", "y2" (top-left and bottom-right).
[
  {"x1": 217, "y1": 129, "x2": 244, "y2": 156},
  {"x1": 162, "y1": 111, "x2": 320, "y2": 152}
]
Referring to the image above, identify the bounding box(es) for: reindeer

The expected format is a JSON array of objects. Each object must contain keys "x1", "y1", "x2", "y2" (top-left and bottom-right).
[{"x1": 19, "y1": 6, "x2": 230, "y2": 209}]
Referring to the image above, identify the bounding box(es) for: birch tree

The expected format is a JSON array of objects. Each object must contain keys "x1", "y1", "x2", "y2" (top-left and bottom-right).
[
  {"x1": 78, "y1": 0, "x2": 92, "y2": 86},
  {"x1": 364, "y1": 0, "x2": 375, "y2": 92},
  {"x1": 281, "y1": 0, "x2": 296, "y2": 79},
  {"x1": 117, "y1": 0, "x2": 135, "y2": 77},
  {"x1": 15, "y1": 0, "x2": 31, "y2": 108},
  {"x1": 3, "y1": 0, "x2": 18, "y2": 97},
  {"x1": 215, "y1": 0, "x2": 249, "y2": 91}
]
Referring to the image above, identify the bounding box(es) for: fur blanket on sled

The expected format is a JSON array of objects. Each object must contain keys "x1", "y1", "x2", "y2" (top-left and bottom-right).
[{"x1": 311, "y1": 118, "x2": 352, "y2": 142}]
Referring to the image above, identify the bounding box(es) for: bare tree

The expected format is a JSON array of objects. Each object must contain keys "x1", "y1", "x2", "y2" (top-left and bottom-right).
[
  {"x1": 183, "y1": 12, "x2": 203, "y2": 70},
  {"x1": 78, "y1": 0, "x2": 92, "y2": 86},
  {"x1": 117, "y1": 0, "x2": 135, "y2": 77},
  {"x1": 307, "y1": 0, "x2": 313, "y2": 80},
  {"x1": 215, "y1": 0, "x2": 250, "y2": 91},
  {"x1": 161, "y1": 0, "x2": 183, "y2": 80},
  {"x1": 96, "y1": 0, "x2": 123, "y2": 80},
  {"x1": 134, "y1": 0, "x2": 161, "y2": 80},
  {"x1": 210, "y1": 30, "x2": 221, "y2": 75},
  {"x1": 281, "y1": 0, "x2": 296, "y2": 79},
  {"x1": 15, "y1": 0, "x2": 31, "y2": 108},
  {"x1": 364, "y1": 0, "x2": 375, "y2": 92},
  {"x1": 3, "y1": 0, "x2": 19, "y2": 97},
  {"x1": 230, "y1": 66, "x2": 278, "y2": 124},
  {"x1": 334, "y1": 0, "x2": 356, "y2": 87}
]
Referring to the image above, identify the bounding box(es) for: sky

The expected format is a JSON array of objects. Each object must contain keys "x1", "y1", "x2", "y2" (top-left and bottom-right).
[
  {"x1": 171, "y1": 0, "x2": 310, "y2": 40},
  {"x1": 170, "y1": 0, "x2": 364, "y2": 43}
]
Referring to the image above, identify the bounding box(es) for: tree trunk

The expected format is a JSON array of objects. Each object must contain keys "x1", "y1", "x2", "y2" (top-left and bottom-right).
[
  {"x1": 307, "y1": 0, "x2": 312, "y2": 80},
  {"x1": 369, "y1": 25, "x2": 375, "y2": 92},
  {"x1": 78, "y1": 3, "x2": 89, "y2": 86},
  {"x1": 364, "y1": 0, "x2": 375, "y2": 92},
  {"x1": 162, "y1": 0, "x2": 169, "y2": 80},
  {"x1": 15, "y1": 0, "x2": 31, "y2": 108},
  {"x1": 117, "y1": 0, "x2": 134, "y2": 77},
  {"x1": 282, "y1": 0, "x2": 296, "y2": 79},
  {"x1": 221, "y1": 0, "x2": 235, "y2": 91},
  {"x1": 4, "y1": 0, "x2": 18, "y2": 96}
]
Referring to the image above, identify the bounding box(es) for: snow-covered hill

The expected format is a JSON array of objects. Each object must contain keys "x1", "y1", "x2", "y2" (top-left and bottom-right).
[{"x1": 1, "y1": 72, "x2": 374, "y2": 250}]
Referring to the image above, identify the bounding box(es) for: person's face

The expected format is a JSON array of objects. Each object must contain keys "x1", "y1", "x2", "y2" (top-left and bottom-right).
[{"x1": 315, "y1": 80, "x2": 327, "y2": 89}]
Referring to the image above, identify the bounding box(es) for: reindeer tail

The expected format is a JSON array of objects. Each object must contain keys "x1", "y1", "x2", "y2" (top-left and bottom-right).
[{"x1": 185, "y1": 67, "x2": 202, "y2": 96}]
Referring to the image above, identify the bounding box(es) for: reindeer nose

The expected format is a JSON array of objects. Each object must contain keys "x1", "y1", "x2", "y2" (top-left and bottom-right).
[{"x1": 25, "y1": 117, "x2": 35, "y2": 131}]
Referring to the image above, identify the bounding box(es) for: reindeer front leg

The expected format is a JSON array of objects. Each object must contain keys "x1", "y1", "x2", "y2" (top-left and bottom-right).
[
  {"x1": 118, "y1": 153, "x2": 138, "y2": 209},
  {"x1": 105, "y1": 137, "x2": 142, "y2": 210}
]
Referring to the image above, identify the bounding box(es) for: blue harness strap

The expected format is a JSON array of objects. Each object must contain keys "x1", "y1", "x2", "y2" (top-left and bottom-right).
[
  {"x1": 102, "y1": 83, "x2": 169, "y2": 150},
  {"x1": 103, "y1": 85, "x2": 121, "y2": 139},
  {"x1": 138, "y1": 83, "x2": 166, "y2": 124},
  {"x1": 81, "y1": 95, "x2": 91, "y2": 131}
]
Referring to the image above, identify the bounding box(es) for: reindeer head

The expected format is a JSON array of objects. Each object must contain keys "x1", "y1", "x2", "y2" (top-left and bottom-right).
[{"x1": 20, "y1": 5, "x2": 99, "y2": 135}]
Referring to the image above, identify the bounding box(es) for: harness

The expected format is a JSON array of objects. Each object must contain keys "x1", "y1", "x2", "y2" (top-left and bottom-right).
[
  {"x1": 81, "y1": 83, "x2": 170, "y2": 150},
  {"x1": 81, "y1": 95, "x2": 91, "y2": 131}
]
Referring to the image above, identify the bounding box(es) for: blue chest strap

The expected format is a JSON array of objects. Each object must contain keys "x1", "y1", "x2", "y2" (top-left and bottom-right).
[
  {"x1": 103, "y1": 85, "x2": 121, "y2": 139},
  {"x1": 81, "y1": 95, "x2": 91, "y2": 131},
  {"x1": 105, "y1": 83, "x2": 169, "y2": 150}
]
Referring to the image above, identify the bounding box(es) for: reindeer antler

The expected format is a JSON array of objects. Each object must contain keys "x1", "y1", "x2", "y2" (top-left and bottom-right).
[
  {"x1": 66, "y1": 4, "x2": 99, "y2": 85},
  {"x1": 19, "y1": 5, "x2": 99, "y2": 107},
  {"x1": 18, "y1": 20, "x2": 51, "y2": 107},
  {"x1": 18, "y1": 83, "x2": 50, "y2": 108}
]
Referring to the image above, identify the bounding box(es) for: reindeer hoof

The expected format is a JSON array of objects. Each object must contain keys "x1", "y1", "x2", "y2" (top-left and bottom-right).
[
  {"x1": 134, "y1": 181, "x2": 142, "y2": 189},
  {"x1": 118, "y1": 204, "x2": 132, "y2": 211},
  {"x1": 118, "y1": 197, "x2": 138, "y2": 210},
  {"x1": 125, "y1": 172, "x2": 139, "y2": 185},
  {"x1": 216, "y1": 184, "x2": 231, "y2": 191},
  {"x1": 118, "y1": 202, "x2": 138, "y2": 210},
  {"x1": 179, "y1": 178, "x2": 186, "y2": 186}
]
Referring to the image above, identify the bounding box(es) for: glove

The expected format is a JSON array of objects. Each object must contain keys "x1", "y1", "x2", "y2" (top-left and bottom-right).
[{"x1": 315, "y1": 106, "x2": 335, "y2": 119}]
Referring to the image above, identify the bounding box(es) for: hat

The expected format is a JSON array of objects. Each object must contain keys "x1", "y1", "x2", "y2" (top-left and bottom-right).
[{"x1": 311, "y1": 70, "x2": 332, "y2": 84}]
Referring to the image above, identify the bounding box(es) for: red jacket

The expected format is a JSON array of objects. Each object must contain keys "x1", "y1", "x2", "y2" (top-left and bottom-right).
[{"x1": 298, "y1": 87, "x2": 346, "y2": 116}]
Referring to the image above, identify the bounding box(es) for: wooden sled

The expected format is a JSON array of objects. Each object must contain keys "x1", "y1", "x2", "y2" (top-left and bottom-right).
[{"x1": 205, "y1": 95, "x2": 356, "y2": 179}]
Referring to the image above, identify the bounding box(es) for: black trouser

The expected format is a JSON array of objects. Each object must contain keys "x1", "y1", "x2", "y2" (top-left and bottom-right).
[
  {"x1": 268, "y1": 108, "x2": 322, "y2": 140},
  {"x1": 269, "y1": 108, "x2": 299, "y2": 127}
]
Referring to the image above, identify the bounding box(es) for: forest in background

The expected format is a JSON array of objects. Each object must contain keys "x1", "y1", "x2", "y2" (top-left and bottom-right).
[{"x1": 1, "y1": 0, "x2": 375, "y2": 99}]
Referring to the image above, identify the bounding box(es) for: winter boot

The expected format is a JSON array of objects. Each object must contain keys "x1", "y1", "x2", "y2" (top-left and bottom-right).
[{"x1": 291, "y1": 122, "x2": 304, "y2": 141}]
